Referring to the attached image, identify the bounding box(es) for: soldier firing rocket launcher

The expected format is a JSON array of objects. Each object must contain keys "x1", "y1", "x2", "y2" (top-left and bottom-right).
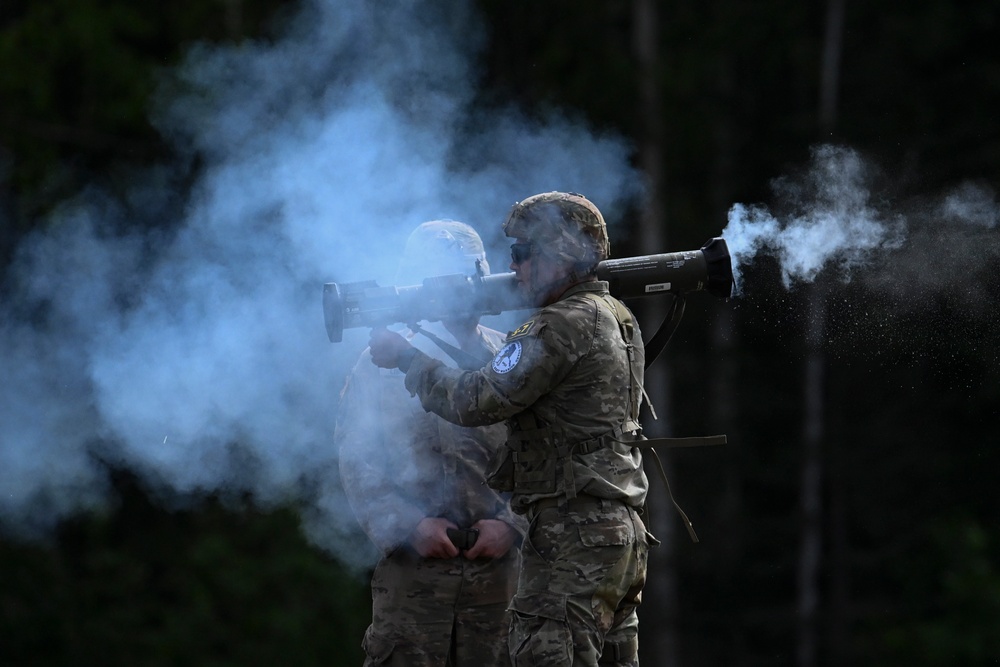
[{"x1": 323, "y1": 237, "x2": 733, "y2": 366}]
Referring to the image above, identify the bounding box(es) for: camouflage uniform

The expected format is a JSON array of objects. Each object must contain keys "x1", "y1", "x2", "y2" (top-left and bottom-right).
[
  {"x1": 338, "y1": 324, "x2": 523, "y2": 666},
  {"x1": 402, "y1": 280, "x2": 651, "y2": 667},
  {"x1": 338, "y1": 221, "x2": 523, "y2": 667}
]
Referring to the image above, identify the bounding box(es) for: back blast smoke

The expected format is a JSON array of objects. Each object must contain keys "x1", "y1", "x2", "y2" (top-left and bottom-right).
[{"x1": 0, "y1": 0, "x2": 645, "y2": 570}]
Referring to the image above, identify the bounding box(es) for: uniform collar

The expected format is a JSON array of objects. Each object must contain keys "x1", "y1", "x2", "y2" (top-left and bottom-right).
[{"x1": 559, "y1": 279, "x2": 609, "y2": 300}]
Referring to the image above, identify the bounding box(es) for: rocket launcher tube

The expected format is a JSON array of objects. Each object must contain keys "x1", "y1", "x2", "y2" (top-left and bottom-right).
[{"x1": 323, "y1": 237, "x2": 733, "y2": 343}]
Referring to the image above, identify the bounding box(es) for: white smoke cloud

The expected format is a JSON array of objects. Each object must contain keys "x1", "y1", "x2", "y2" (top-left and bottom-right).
[
  {"x1": 0, "y1": 0, "x2": 641, "y2": 567},
  {"x1": 722, "y1": 144, "x2": 999, "y2": 300},
  {"x1": 939, "y1": 181, "x2": 1000, "y2": 228},
  {"x1": 724, "y1": 145, "x2": 907, "y2": 292}
]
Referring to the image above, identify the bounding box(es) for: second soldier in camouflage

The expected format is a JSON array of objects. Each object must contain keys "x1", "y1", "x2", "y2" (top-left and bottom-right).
[{"x1": 339, "y1": 220, "x2": 524, "y2": 666}]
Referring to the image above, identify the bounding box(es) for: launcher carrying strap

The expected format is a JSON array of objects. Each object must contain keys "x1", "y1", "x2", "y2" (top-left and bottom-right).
[
  {"x1": 631, "y1": 292, "x2": 727, "y2": 542},
  {"x1": 408, "y1": 322, "x2": 492, "y2": 371},
  {"x1": 643, "y1": 293, "x2": 686, "y2": 370},
  {"x1": 632, "y1": 433, "x2": 728, "y2": 543}
]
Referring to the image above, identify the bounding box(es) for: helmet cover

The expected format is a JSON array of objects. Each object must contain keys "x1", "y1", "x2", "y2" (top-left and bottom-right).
[
  {"x1": 502, "y1": 191, "x2": 610, "y2": 266},
  {"x1": 395, "y1": 219, "x2": 490, "y2": 285}
]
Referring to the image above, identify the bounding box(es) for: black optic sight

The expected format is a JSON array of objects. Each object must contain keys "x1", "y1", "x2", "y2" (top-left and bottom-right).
[{"x1": 322, "y1": 237, "x2": 733, "y2": 343}]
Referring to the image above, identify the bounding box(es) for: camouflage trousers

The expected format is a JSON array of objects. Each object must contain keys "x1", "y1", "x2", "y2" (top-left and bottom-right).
[
  {"x1": 362, "y1": 545, "x2": 519, "y2": 667},
  {"x1": 508, "y1": 497, "x2": 649, "y2": 667}
]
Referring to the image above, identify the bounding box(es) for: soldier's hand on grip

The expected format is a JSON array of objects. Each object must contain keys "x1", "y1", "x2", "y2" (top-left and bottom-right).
[{"x1": 368, "y1": 327, "x2": 413, "y2": 369}]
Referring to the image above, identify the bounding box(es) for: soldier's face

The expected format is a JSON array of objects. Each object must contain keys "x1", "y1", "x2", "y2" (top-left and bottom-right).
[
  {"x1": 510, "y1": 237, "x2": 570, "y2": 305},
  {"x1": 510, "y1": 237, "x2": 540, "y2": 284}
]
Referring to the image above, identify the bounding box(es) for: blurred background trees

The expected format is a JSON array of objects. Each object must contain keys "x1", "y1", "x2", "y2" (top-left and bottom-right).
[{"x1": 2, "y1": 1, "x2": 998, "y2": 665}]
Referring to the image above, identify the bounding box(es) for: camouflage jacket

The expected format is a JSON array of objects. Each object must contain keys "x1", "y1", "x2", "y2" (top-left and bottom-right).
[
  {"x1": 337, "y1": 323, "x2": 523, "y2": 554},
  {"x1": 403, "y1": 281, "x2": 649, "y2": 514}
]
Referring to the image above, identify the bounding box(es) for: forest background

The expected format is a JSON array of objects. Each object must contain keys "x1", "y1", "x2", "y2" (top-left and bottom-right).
[{"x1": 1, "y1": 1, "x2": 998, "y2": 666}]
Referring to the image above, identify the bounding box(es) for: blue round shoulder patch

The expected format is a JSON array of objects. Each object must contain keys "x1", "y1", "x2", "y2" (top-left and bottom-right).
[{"x1": 491, "y1": 341, "x2": 522, "y2": 374}]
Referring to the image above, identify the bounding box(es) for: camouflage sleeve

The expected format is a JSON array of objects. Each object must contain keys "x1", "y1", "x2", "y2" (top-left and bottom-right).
[
  {"x1": 495, "y1": 502, "x2": 529, "y2": 538},
  {"x1": 403, "y1": 309, "x2": 584, "y2": 427},
  {"x1": 335, "y1": 350, "x2": 427, "y2": 554}
]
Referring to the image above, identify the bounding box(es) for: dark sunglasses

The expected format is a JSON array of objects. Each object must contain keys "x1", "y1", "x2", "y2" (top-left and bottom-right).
[{"x1": 510, "y1": 242, "x2": 534, "y2": 264}]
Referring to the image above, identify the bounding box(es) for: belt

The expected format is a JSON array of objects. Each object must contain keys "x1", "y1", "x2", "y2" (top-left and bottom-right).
[{"x1": 528, "y1": 495, "x2": 631, "y2": 518}]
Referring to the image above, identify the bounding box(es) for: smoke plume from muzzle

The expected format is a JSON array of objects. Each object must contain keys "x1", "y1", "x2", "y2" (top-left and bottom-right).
[
  {"x1": 722, "y1": 145, "x2": 999, "y2": 305},
  {"x1": 0, "y1": 0, "x2": 640, "y2": 569}
]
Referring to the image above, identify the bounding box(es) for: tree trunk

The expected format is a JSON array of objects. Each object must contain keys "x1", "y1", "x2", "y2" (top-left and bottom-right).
[
  {"x1": 796, "y1": 290, "x2": 825, "y2": 667},
  {"x1": 798, "y1": 3, "x2": 845, "y2": 665},
  {"x1": 632, "y1": 0, "x2": 680, "y2": 665},
  {"x1": 708, "y1": 50, "x2": 746, "y2": 664},
  {"x1": 221, "y1": 0, "x2": 243, "y2": 38}
]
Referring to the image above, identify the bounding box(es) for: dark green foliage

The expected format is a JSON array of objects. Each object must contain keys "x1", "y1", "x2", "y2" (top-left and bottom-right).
[
  {"x1": 0, "y1": 0, "x2": 288, "y2": 225},
  {"x1": 0, "y1": 475, "x2": 369, "y2": 667},
  {"x1": 867, "y1": 517, "x2": 1000, "y2": 666}
]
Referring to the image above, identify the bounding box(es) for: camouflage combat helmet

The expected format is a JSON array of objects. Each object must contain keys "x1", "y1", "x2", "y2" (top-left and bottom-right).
[
  {"x1": 395, "y1": 219, "x2": 490, "y2": 285},
  {"x1": 502, "y1": 191, "x2": 610, "y2": 269}
]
